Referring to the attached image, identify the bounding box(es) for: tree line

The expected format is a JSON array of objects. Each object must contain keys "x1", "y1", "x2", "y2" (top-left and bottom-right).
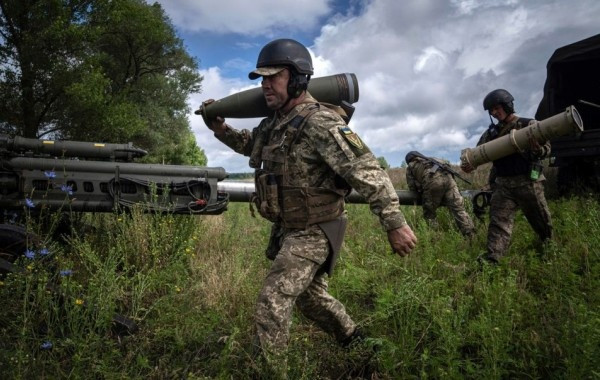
[{"x1": 0, "y1": 0, "x2": 206, "y2": 165}]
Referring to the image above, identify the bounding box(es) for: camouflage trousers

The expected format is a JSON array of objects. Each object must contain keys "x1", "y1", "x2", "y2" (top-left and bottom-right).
[
  {"x1": 255, "y1": 224, "x2": 356, "y2": 354},
  {"x1": 422, "y1": 173, "x2": 475, "y2": 236},
  {"x1": 487, "y1": 180, "x2": 553, "y2": 261}
]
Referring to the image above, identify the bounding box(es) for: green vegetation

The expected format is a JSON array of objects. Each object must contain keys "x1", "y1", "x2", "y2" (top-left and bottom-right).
[
  {"x1": 1, "y1": 189, "x2": 599, "y2": 378},
  {"x1": 0, "y1": 0, "x2": 205, "y2": 165},
  {"x1": 377, "y1": 156, "x2": 390, "y2": 170}
]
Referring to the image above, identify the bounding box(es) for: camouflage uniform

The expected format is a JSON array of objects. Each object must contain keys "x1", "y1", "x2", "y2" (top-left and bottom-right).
[
  {"x1": 215, "y1": 93, "x2": 406, "y2": 353},
  {"x1": 406, "y1": 157, "x2": 475, "y2": 236},
  {"x1": 479, "y1": 117, "x2": 553, "y2": 262}
]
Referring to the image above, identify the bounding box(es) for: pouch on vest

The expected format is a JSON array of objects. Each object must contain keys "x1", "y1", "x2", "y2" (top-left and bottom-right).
[
  {"x1": 251, "y1": 169, "x2": 280, "y2": 222},
  {"x1": 280, "y1": 186, "x2": 345, "y2": 229}
]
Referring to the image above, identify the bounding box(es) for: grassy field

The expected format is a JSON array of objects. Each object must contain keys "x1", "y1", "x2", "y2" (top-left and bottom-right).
[{"x1": 1, "y1": 167, "x2": 599, "y2": 379}]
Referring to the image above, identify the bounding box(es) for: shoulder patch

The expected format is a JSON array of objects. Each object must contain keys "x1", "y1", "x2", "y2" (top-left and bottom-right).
[{"x1": 339, "y1": 126, "x2": 364, "y2": 149}]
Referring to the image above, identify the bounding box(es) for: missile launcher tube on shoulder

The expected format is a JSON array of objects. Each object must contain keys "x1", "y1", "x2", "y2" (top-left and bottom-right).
[
  {"x1": 460, "y1": 106, "x2": 583, "y2": 170},
  {"x1": 195, "y1": 73, "x2": 359, "y2": 124}
]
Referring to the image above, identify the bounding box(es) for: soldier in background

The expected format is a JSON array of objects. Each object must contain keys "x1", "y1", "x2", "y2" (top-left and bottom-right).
[
  {"x1": 461, "y1": 89, "x2": 553, "y2": 264},
  {"x1": 201, "y1": 38, "x2": 417, "y2": 375},
  {"x1": 405, "y1": 151, "x2": 475, "y2": 238}
]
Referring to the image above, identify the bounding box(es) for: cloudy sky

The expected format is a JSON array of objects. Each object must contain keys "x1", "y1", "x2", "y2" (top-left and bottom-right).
[{"x1": 154, "y1": 0, "x2": 599, "y2": 173}]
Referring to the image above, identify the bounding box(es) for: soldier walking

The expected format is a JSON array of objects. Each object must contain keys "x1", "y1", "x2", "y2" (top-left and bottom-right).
[
  {"x1": 461, "y1": 89, "x2": 553, "y2": 264},
  {"x1": 201, "y1": 38, "x2": 417, "y2": 376}
]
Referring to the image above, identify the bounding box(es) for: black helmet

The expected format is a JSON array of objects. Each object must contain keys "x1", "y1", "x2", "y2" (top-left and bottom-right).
[
  {"x1": 483, "y1": 89, "x2": 514, "y2": 114},
  {"x1": 248, "y1": 38, "x2": 313, "y2": 80},
  {"x1": 405, "y1": 151, "x2": 421, "y2": 163}
]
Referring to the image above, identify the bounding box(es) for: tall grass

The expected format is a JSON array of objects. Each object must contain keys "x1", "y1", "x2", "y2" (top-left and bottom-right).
[{"x1": 1, "y1": 193, "x2": 599, "y2": 378}]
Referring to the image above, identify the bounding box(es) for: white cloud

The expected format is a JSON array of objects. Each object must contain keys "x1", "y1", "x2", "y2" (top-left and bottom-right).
[
  {"x1": 309, "y1": 0, "x2": 600, "y2": 166},
  {"x1": 414, "y1": 47, "x2": 447, "y2": 74},
  {"x1": 157, "y1": 0, "x2": 332, "y2": 36},
  {"x1": 174, "y1": 0, "x2": 599, "y2": 171}
]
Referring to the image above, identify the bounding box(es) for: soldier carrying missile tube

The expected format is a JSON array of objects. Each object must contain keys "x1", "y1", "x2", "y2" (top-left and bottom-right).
[
  {"x1": 461, "y1": 89, "x2": 559, "y2": 265},
  {"x1": 198, "y1": 38, "x2": 417, "y2": 374}
]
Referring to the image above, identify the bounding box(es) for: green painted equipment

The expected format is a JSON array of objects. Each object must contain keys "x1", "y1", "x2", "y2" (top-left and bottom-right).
[{"x1": 195, "y1": 73, "x2": 359, "y2": 124}]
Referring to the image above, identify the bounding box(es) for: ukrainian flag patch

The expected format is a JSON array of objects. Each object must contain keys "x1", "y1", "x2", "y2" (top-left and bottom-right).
[{"x1": 339, "y1": 126, "x2": 363, "y2": 149}]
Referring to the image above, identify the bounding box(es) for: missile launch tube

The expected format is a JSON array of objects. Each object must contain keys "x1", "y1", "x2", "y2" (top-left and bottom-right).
[
  {"x1": 6, "y1": 157, "x2": 228, "y2": 180},
  {"x1": 460, "y1": 106, "x2": 583, "y2": 169},
  {"x1": 0, "y1": 134, "x2": 147, "y2": 160},
  {"x1": 196, "y1": 73, "x2": 359, "y2": 123}
]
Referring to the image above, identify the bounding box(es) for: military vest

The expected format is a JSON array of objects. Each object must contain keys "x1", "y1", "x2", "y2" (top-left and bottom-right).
[
  {"x1": 249, "y1": 102, "x2": 347, "y2": 229},
  {"x1": 493, "y1": 118, "x2": 537, "y2": 177}
]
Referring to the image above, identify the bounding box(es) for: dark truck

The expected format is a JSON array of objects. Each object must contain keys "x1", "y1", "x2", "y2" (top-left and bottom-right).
[{"x1": 535, "y1": 33, "x2": 600, "y2": 195}]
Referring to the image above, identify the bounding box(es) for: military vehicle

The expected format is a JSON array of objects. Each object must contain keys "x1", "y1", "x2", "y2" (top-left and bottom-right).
[{"x1": 535, "y1": 33, "x2": 600, "y2": 194}]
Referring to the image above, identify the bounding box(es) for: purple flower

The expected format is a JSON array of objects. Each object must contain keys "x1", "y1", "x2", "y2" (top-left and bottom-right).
[
  {"x1": 59, "y1": 269, "x2": 73, "y2": 276},
  {"x1": 44, "y1": 171, "x2": 56, "y2": 179},
  {"x1": 24, "y1": 249, "x2": 35, "y2": 259},
  {"x1": 25, "y1": 198, "x2": 35, "y2": 208},
  {"x1": 40, "y1": 341, "x2": 53, "y2": 350},
  {"x1": 60, "y1": 184, "x2": 73, "y2": 195},
  {"x1": 39, "y1": 247, "x2": 49, "y2": 256}
]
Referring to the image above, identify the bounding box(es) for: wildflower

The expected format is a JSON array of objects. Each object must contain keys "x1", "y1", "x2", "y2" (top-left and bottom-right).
[
  {"x1": 24, "y1": 249, "x2": 36, "y2": 259},
  {"x1": 0, "y1": 280, "x2": 4, "y2": 286},
  {"x1": 175, "y1": 286, "x2": 182, "y2": 293},
  {"x1": 60, "y1": 184, "x2": 73, "y2": 195},
  {"x1": 60, "y1": 269, "x2": 73, "y2": 276},
  {"x1": 25, "y1": 198, "x2": 35, "y2": 208},
  {"x1": 40, "y1": 341, "x2": 53, "y2": 350},
  {"x1": 75, "y1": 298, "x2": 84, "y2": 306},
  {"x1": 26, "y1": 264, "x2": 33, "y2": 271},
  {"x1": 44, "y1": 171, "x2": 56, "y2": 179},
  {"x1": 39, "y1": 247, "x2": 49, "y2": 256}
]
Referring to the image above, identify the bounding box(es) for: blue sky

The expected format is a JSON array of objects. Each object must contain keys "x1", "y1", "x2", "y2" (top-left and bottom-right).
[{"x1": 153, "y1": 0, "x2": 599, "y2": 173}]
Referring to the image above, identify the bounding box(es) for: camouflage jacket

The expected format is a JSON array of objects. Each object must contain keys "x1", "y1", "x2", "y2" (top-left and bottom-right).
[
  {"x1": 215, "y1": 92, "x2": 406, "y2": 231},
  {"x1": 406, "y1": 157, "x2": 451, "y2": 193}
]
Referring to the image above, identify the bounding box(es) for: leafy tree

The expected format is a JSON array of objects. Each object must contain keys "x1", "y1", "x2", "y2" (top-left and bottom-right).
[
  {"x1": 377, "y1": 156, "x2": 390, "y2": 169},
  {"x1": 0, "y1": 0, "x2": 205, "y2": 164}
]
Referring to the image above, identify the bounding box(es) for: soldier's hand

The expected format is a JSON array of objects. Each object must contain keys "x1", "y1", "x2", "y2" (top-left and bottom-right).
[
  {"x1": 387, "y1": 224, "x2": 417, "y2": 257},
  {"x1": 460, "y1": 161, "x2": 475, "y2": 173},
  {"x1": 199, "y1": 99, "x2": 227, "y2": 136},
  {"x1": 528, "y1": 136, "x2": 543, "y2": 157}
]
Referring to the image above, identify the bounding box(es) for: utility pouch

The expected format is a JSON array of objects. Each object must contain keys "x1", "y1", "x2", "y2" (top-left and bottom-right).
[
  {"x1": 529, "y1": 162, "x2": 543, "y2": 180},
  {"x1": 251, "y1": 170, "x2": 280, "y2": 222},
  {"x1": 280, "y1": 186, "x2": 345, "y2": 229}
]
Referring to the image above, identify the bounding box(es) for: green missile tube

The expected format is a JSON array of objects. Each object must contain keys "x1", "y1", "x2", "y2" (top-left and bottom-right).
[
  {"x1": 460, "y1": 105, "x2": 584, "y2": 169},
  {"x1": 0, "y1": 134, "x2": 147, "y2": 160},
  {"x1": 196, "y1": 73, "x2": 359, "y2": 124}
]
